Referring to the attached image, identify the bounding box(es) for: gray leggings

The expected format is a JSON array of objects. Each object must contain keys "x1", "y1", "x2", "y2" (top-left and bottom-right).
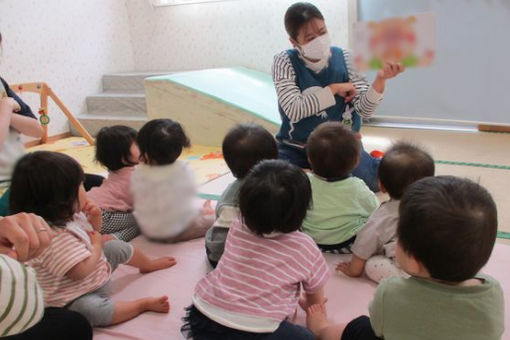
[
  {"x1": 67, "y1": 240, "x2": 133, "y2": 327},
  {"x1": 101, "y1": 210, "x2": 140, "y2": 242}
]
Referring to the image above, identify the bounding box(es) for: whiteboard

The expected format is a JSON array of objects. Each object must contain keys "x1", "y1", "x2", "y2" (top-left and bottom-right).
[{"x1": 357, "y1": 0, "x2": 510, "y2": 125}]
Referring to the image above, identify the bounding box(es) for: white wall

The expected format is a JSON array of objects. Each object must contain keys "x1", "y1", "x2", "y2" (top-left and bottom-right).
[
  {"x1": 0, "y1": 0, "x2": 135, "y2": 136},
  {"x1": 126, "y1": 0, "x2": 352, "y2": 74}
]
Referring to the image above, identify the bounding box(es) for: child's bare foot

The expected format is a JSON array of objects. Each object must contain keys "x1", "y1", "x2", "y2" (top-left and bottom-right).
[
  {"x1": 139, "y1": 257, "x2": 177, "y2": 273},
  {"x1": 307, "y1": 304, "x2": 329, "y2": 338},
  {"x1": 143, "y1": 296, "x2": 170, "y2": 313}
]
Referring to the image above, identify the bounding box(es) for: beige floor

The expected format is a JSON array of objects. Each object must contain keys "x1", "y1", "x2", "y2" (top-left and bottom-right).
[{"x1": 362, "y1": 126, "x2": 510, "y2": 244}]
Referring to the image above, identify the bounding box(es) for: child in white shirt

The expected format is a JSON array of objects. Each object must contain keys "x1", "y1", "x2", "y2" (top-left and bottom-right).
[{"x1": 132, "y1": 119, "x2": 214, "y2": 242}]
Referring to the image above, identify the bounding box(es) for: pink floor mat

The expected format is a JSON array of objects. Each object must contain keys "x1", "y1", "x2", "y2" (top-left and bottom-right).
[{"x1": 93, "y1": 238, "x2": 510, "y2": 339}]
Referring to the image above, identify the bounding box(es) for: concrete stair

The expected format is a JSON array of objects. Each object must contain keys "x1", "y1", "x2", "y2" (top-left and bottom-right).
[{"x1": 72, "y1": 72, "x2": 171, "y2": 136}]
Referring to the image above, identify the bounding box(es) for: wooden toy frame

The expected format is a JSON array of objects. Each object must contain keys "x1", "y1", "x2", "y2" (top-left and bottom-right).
[{"x1": 9, "y1": 82, "x2": 94, "y2": 145}]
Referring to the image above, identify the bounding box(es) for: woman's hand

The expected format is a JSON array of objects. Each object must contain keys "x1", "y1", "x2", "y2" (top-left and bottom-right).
[
  {"x1": 0, "y1": 97, "x2": 19, "y2": 115},
  {"x1": 328, "y1": 82, "x2": 357, "y2": 102},
  {"x1": 376, "y1": 61, "x2": 405, "y2": 80},
  {"x1": 372, "y1": 62, "x2": 405, "y2": 94},
  {"x1": 0, "y1": 213, "x2": 52, "y2": 261}
]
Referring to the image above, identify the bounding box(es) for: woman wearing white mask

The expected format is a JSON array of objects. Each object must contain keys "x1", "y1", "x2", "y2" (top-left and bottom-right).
[{"x1": 273, "y1": 2, "x2": 404, "y2": 191}]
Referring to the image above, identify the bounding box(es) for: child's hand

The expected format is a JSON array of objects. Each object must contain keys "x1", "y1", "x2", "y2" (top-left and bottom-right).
[
  {"x1": 82, "y1": 200, "x2": 102, "y2": 232},
  {"x1": 101, "y1": 234, "x2": 116, "y2": 244},
  {"x1": 87, "y1": 230, "x2": 103, "y2": 247},
  {"x1": 201, "y1": 200, "x2": 214, "y2": 215}
]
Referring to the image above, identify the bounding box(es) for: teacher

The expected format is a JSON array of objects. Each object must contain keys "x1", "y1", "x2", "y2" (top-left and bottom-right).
[{"x1": 273, "y1": 2, "x2": 404, "y2": 191}]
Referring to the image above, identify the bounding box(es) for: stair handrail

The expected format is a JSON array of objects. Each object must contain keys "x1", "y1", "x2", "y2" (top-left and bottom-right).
[{"x1": 8, "y1": 82, "x2": 94, "y2": 145}]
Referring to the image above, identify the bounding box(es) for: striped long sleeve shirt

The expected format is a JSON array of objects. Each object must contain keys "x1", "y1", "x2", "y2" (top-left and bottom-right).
[
  {"x1": 272, "y1": 48, "x2": 383, "y2": 124},
  {"x1": 0, "y1": 255, "x2": 44, "y2": 337}
]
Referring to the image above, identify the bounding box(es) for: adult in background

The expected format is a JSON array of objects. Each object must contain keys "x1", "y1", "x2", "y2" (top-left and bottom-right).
[{"x1": 273, "y1": 2, "x2": 404, "y2": 191}]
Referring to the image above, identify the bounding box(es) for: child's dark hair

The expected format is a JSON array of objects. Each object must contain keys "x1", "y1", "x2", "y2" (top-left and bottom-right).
[
  {"x1": 285, "y1": 2, "x2": 324, "y2": 40},
  {"x1": 398, "y1": 176, "x2": 497, "y2": 282},
  {"x1": 10, "y1": 151, "x2": 85, "y2": 226},
  {"x1": 95, "y1": 125, "x2": 138, "y2": 171},
  {"x1": 378, "y1": 142, "x2": 435, "y2": 199},
  {"x1": 239, "y1": 160, "x2": 311, "y2": 235},
  {"x1": 137, "y1": 119, "x2": 190, "y2": 165},
  {"x1": 307, "y1": 122, "x2": 360, "y2": 179},
  {"x1": 222, "y1": 124, "x2": 278, "y2": 179}
]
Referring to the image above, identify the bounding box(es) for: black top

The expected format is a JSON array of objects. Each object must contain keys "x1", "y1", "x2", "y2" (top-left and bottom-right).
[{"x1": 1, "y1": 77, "x2": 36, "y2": 119}]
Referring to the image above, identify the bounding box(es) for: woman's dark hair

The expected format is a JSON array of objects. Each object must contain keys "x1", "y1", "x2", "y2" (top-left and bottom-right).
[
  {"x1": 95, "y1": 125, "x2": 137, "y2": 171},
  {"x1": 239, "y1": 159, "x2": 312, "y2": 235},
  {"x1": 398, "y1": 176, "x2": 498, "y2": 282},
  {"x1": 137, "y1": 119, "x2": 190, "y2": 165},
  {"x1": 285, "y1": 2, "x2": 324, "y2": 40},
  {"x1": 222, "y1": 123, "x2": 278, "y2": 179},
  {"x1": 378, "y1": 142, "x2": 435, "y2": 199},
  {"x1": 10, "y1": 151, "x2": 85, "y2": 226},
  {"x1": 307, "y1": 122, "x2": 360, "y2": 179}
]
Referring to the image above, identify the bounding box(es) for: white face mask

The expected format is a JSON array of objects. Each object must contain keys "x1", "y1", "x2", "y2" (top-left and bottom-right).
[{"x1": 299, "y1": 33, "x2": 331, "y2": 61}]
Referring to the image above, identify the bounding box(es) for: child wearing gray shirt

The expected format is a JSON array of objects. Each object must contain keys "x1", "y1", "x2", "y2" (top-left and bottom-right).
[
  {"x1": 337, "y1": 142, "x2": 434, "y2": 282},
  {"x1": 205, "y1": 124, "x2": 277, "y2": 267}
]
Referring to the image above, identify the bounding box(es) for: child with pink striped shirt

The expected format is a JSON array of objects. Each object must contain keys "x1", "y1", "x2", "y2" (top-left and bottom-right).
[
  {"x1": 87, "y1": 125, "x2": 140, "y2": 242},
  {"x1": 10, "y1": 151, "x2": 177, "y2": 327},
  {"x1": 182, "y1": 160, "x2": 330, "y2": 339}
]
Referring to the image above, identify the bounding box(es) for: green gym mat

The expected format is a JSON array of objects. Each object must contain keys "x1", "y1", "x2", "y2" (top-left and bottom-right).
[
  {"x1": 146, "y1": 67, "x2": 281, "y2": 126},
  {"x1": 498, "y1": 231, "x2": 510, "y2": 240},
  {"x1": 436, "y1": 160, "x2": 510, "y2": 171}
]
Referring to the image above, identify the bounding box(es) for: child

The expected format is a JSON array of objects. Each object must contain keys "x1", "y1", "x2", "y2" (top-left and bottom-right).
[
  {"x1": 205, "y1": 123, "x2": 278, "y2": 267},
  {"x1": 303, "y1": 122, "x2": 379, "y2": 253},
  {"x1": 87, "y1": 125, "x2": 140, "y2": 242},
  {"x1": 132, "y1": 119, "x2": 214, "y2": 242},
  {"x1": 10, "y1": 151, "x2": 177, "y2": 327},
  {"x1": 182, "y1": 160, "x2": 330, "y2": 339},
  {"x1": 337, "y1": 142, "x2": 435, "y2": 282},
  {"x1": 306, "y1": 176, "x2": 504, "y2": 340}
]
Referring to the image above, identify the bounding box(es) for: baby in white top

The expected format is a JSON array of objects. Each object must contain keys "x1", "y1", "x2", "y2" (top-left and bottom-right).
[{"x1": 132, "y1": 119, "x2": 214, "y2": 242}]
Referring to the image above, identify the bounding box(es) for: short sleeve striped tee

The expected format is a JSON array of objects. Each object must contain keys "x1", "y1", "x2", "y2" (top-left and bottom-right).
[
  {"x1": 0, "y1": 255, "x2": 44, "y2": 337},
  {"x1": 27, "y1": 214, "x2": 110, "y2": 307},
  {"x1": 195, "y1": 220, "x2": 330, "y2": 323}
]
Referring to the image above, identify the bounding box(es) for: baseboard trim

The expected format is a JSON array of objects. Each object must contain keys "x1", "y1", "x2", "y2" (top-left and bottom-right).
[{"x1": 478, "y1": 124, "x2": 510, "y2": 133}]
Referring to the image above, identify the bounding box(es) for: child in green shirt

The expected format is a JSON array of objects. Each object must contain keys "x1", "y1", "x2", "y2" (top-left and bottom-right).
[
  {"x1": 303, "y1": 122, "x2": 378, "y2": 253},
  {"x1": 306, "y1": 176, "x2": 504, "y2": 340}
]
